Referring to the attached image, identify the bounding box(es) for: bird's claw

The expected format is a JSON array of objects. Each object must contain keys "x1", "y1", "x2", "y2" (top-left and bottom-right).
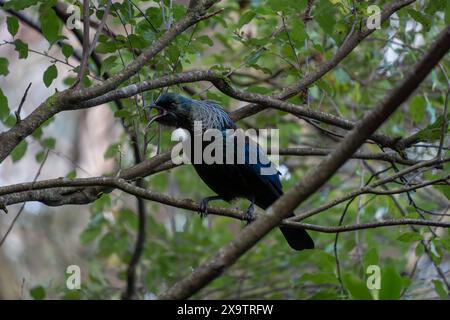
[
  {"x1": 199, "y1": 199, "x2": 209, "y2": 219},
  {"x1": 198, "y1": 196, "x2": 222, "y2": 219},
  {"x1": 244, "y1": 202, "x2": 255, "y2": 225}
]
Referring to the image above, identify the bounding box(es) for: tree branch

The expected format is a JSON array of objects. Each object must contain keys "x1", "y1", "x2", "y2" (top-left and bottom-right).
[
  {"x1": 76, "y1": 0, "x2": 91, "y2": 86},
  {"x1": 14, "y1": 82, "x2": 32, "y2": 123},
  {"x1": 0, "y1": 176, "x2": 245, "y2": 221},
  {"x1": 75, "y1": 69, "x2": 403, "y2": 150},
  {"x1": 286, "y1": 219, "x2": 450, "y2": 234},
  {"x1": 1, "y1": 172, "x2": 447, "y2": 235},
  {"x1": 87, "y1": 0, "x2": 112, "y2": 59}
]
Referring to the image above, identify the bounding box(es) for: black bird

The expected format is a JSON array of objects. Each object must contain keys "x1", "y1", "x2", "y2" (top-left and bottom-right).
[{"x1": 148, "y1": 93, "x2": 314, "y2": 251}]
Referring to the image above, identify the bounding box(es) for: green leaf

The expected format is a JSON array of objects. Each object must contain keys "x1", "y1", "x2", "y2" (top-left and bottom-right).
[
  {"x1": 95, "y1": 41, "x2": 118, "y2": 54},
  {"x1": 104, "y1": 143, "x2": 120, "y2": 159},
  {"x1": 66, "y1": 170, "x2": 77, "y2": 180},
  {"x1": 3, "y1": 0, "x2": 41, "y2": 11},
  {"x1": 267, "y1": 0, "x2": 307, "y2": 12},
  {"x1": 342, "y1": 273, "x2": 373, "y2": 300},
  {"x1": 92, "y1": 193, "x2": 111, "y2": 214},
  {"x1": 410, "y1": 96, "x2": 426, "y2": 124},
  {"x1": 446, "y1": 1, "x2": 450, "y2": 24},
  {"x1": 98, "y1": 233, "x2": 117, "y2": 256},
  {"x1": 7, "y1": 16, "x2": 19, "y2": 37},
  {"x1": 41, "y1": 137, "x2": 56, "y2": 149},
  {"x1": 267, "y1": 0, "x2": 286, "y2": 12},
  {"x1": 128, "y1": 34, "x2": 148, "y2": 49},
  {"x1": 11, "y1": 140, "x2": 28, "y2": 162},
  {"x1": 301, "y1": 272, "x2": 340, "y2": 285},
  {"x1": 61, "y1": 43, "x2": 74, "y2": 59},
  {"x1": 30, "y1": 286, "x2": 46, "y2": 300},
  {"x1": 434, "y1": 185, "x2": 450, "y2": 200},
  {"x1": 32, "y1": 127, "x2": 43, "y2": 140},
  {"x1": 379, "y1": 266, "x2": 404, "y2": 300},
  {"x1": 334, "y1": 68, "x2": 351, "y2": 84},
  {"x1": 0, "y1": 88, "x2": 9, "y2": 122},
  {"x1": 3, "y1": 114, "x2": 16, "y2": 127},
  {"x1": 197, "y1": 35, "x2": 214, "y2": 47},
  {"x1": 0, "y1": 57, "x2": 9, "y2": 76},
  {"x1": 35, "y1": 150, "x2": 45, "y2": 163},
  {"x1": 317, "y1": 79, "x2": 334, "y2": 96},
  {"x1": 316, "y1": 0, "x2": 336, "y2": 36},
  {"x1": 407, "y1": 9, "x2": 431, "y2": 32},
  {"x1": 238, "y1": 11, "x2": 256, "y2": 28},
  {"x1": 425, "y1": 0, "x2": 446, "y2": 15},
  {"x1": 416, "y1": 116, "x2": 448, "y2": 142},
  {"x1": 14, "y1": 39, "x2": 28, "y2": 59},
  {"x1": 100, "y1": 56, "x2": 117, "y2": 76},
  {"x1": 334, "y1": 22, "x2": 348, "y2": 38},
  {"x1": 397, "y1": 232, "x2": 422, "y2": 242},
  {"x1": 118, "y1": 208, "x2": 139, "y2": 230},
  {"x1": 80, "y1": 225, "x2": 103, "y2": 245},
  {"x1": 244, "y1": 47, "x2": 267, "y2": 65},
  {"x1": 440, "y1": 235, "x2": 450, "y2": 252},
  {"x1": 364, "y1": 248, "x2": 379, "y2": 268},
  {"x1": 39, "y1": 6, "x2": 61, "y2": 43},
  {"x1": 63, "y1": 76, "x2": 76, "y2": 86},
  {"x1": 432, "y1": 280, "x2": 448, "y2": 299},
  {"x1": 290, "y1": 18, "x2": 307, "y2": 44},
  {"x1": 415, "y1": 242, "x2": 424, "y2": 257},
  {"x1": 114, "y1": 109, "x2": 131, "y2": 119},
  {"x1": 43, "y1": 64, "x2": 58, "y2": 87}
]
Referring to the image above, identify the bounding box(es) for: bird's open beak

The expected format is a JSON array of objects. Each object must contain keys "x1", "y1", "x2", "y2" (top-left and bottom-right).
[{"x1": 147, "y1": 103, "x2": 167, "y2": 127}]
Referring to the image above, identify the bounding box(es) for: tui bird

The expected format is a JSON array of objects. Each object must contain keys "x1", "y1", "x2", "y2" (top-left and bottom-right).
[{"x1": 148, "y1": 92, "x2": 314, "y2": 251}]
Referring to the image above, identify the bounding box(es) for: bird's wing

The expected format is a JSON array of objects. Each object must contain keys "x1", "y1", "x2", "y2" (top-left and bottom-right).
[{"x1": 243, "y1": 139, "x2": 283, "y2": 196}]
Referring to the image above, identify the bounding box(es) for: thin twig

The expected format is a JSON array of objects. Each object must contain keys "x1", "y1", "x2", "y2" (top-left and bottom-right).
[
  {"x1": 76, "y1": 0, "x2": 91, "y2": 86},
  {"x1": 87, "y1": 0, "x2": 112, "y2": 58},
  {"x1": 437, "y1": 89, "x2": 449, "y2": 159},
  {"x1": 0, "y1": 150, "x2": 50, "y2": 247},
  {"x1": 14, "y1": 82, "x2": 32, "y2": 123}
]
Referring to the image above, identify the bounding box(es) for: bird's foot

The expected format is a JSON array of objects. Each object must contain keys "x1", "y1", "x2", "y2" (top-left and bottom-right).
[
  {"x1": 199, "y1": 198, "x2": 209, "y2": 219},
  {"x1": 244, "y1": 201, "x2": 255, "y2": 225},
  {"x1": 198, "y1": 196, "x2": 222, "y2": 219}
]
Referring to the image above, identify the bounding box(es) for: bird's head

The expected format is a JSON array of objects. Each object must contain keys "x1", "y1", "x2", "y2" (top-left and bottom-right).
[
  {"x1": 147, "y1": 92, "x2": 194, "y2": 129},
  {"x1": 147, "y1": 92, "x2": 236, "y2": 131}
]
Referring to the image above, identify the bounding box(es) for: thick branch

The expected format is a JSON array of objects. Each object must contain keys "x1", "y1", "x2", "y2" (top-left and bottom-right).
[
  {"x1": 0, "y1": 176, "x2": 244, "y2": 220},
  {"x1": 76, "y1": 70, "x2": 402, "y2": 150},
  {"x1": 0, "y1": 146, "x2": 426, "y2": 210},
  {"x1": 2, "y1": 172, "x2": 447, "y2": 235}
]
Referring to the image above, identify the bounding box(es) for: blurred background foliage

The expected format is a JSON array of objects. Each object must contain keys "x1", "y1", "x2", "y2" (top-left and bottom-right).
[{"x1": 0, "y1": 0, "x2": 449, "y2": 299}]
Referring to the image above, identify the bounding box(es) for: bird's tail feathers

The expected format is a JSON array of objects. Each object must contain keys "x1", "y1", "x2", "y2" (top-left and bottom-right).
[{"x1": 279, "y1": 212, "x2": 314, "y2": 251}]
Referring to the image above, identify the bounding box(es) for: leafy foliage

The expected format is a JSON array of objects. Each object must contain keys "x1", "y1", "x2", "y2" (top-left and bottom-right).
[{"x1": 1, "y1": 0, "x2": 449, "y2": 300}]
